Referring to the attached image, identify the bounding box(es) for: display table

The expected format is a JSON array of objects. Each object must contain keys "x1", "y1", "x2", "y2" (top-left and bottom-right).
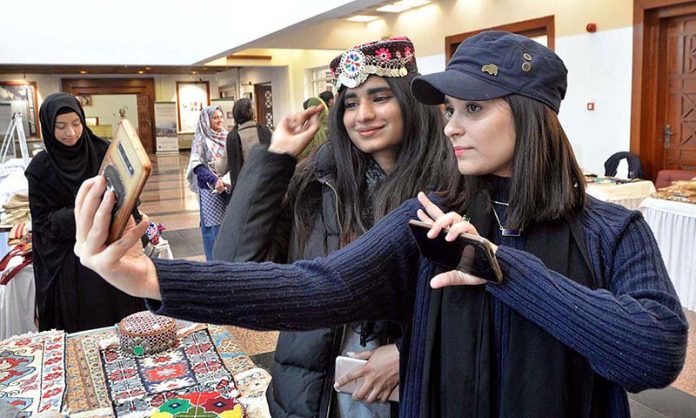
[
  {"x1": 586, "y1": 180, "x2": 656, "y2": 210},
  {"x1": 65, "y1": 323, "x2": 271, "y2": 418},
  {"x1": 639, "y1": 197, "x2": 696, "y2": 310}
]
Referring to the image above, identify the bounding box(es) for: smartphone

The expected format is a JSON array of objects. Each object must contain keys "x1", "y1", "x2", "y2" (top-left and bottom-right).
[
  {"x1": 98, "y1": 120, "x2": 151, "y2": 244},
  {"x1": 334, "y1": 356, "x2": 399, "y2": 402},
  {"x1": 408, "y1": 219, "x2": 503, "y2": 284}
]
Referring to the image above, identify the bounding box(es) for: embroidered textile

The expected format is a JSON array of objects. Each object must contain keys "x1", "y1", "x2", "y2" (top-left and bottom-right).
[
  {"x1": 0, "y1": 331, "x2": 66, "y2": 417},
  {"x1": 102, "y1": 329, "x2": 239, "y2": 417},
  {"x1": 148, "y1": 390, "x2": 246, "y2": 418},
  {"x1": 330, "y1": 36, "x2": 417, "y2": 89},
  {"x1": 65, "y1": 329, "x2": 113, "y2": 417}
]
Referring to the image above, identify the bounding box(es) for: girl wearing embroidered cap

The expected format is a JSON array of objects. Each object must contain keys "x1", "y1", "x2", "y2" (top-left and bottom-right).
[
  {"x1": 211, "y1": 37, "x2": 458, "y2": 418},
  {"x1": 74, "y1": 31, "x2": 686, "y2": 417}
]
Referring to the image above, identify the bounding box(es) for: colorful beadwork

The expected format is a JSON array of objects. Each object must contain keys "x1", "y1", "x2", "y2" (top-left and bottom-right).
[
  {"x1": 0, "y1": 331, "x2": 66, "y2": 416},
  {"x1": 330, "y1": 36, "x2": 418, "y2": 90},
  {"x1": 150, "y1": 391, "x2": 245, "y2": 418}
]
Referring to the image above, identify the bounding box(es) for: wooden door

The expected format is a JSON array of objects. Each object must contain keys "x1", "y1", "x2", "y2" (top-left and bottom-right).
[
  {"x1": 254, "y1": 83, "x2": 274, "y2": 130},
  {"x1": 663, "y1": 14, "x2": 696, "y2": 171},
  {"x1": 61, "y1": 78, "x2": 156, "y2": 154},
  {"x1": 136, "y1": 94, "x2": 154, "y2": 153}
]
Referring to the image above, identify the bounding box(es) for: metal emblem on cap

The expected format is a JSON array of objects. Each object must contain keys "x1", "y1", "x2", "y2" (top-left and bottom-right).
[{"x1": 481, "y1": 64, "x2": 499, "y2": 76}]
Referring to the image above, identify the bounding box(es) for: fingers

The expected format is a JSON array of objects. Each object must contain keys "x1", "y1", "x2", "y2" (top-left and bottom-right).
[
  {"x1": 416, "y1": 208, "x2": 434, "y2": 224},
  {"x1": 75, "y1": 176, "x2": 107, "y2": 253},
  {"x1": 335, "y1": 364, "x2": 367, "y2": 387},
  {"x1": 82, "y1": 188, "x2": 116, "y2": 260},
  {"x1": 417, "y1": 192, "x2": 444, "y2": 220},
  {"x1": 288, "y1": 105, "x2": 323, "y2": 132},
  {"x1": 75, "y1": 176, "x2": 100, "y2": 217},
  {"x1": 100, "y1": 214, "x2": 149, "y2": 263},
  {"x1": 443, "y1": 217, "x2": 479, "y2": 241},
  {"x1": 430, "y1": 270, "x2": 487, "y2": 289},
  {"x1": 348, "y1": 350, "x2": 373, "y2": 360}
]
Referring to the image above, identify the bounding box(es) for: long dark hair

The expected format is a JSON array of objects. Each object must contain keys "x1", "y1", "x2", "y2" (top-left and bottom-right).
[
  {"x1": 442, "y1": 94, "x2": 585, "y2": 229},
  {"x1": 289, "y1": 73, "x2": 459, "y2": 248}
]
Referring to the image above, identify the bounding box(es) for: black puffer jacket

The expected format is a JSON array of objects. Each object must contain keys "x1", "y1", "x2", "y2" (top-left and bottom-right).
[{"x1": 213, "y1": 144, "x2": 399, "y2": 418}]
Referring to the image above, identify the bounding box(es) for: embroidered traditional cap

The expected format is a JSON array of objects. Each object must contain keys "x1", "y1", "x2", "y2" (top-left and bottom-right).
[
  {"x1": 411, "y1": 31, "x2": 568, "y2": 113},
  {"x1": 330, "y1": 36, "x2": 418, "y2": 90}
]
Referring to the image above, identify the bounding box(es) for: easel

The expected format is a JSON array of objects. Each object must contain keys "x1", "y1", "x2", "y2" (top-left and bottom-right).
[{"x1": 0, "y1": 113, "x2": 30, "y2": 167}]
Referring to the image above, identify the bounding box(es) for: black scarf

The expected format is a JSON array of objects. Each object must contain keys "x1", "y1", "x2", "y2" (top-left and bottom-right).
[
  {"x1": 420, "y1": 192, "x2": 611, "y2": 417},
  {"x1": 38, "y1": 93, "x2": 109, "y2": 194}
]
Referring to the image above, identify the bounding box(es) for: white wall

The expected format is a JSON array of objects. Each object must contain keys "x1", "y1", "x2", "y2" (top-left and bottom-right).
[{"x1": 556, "y1": 27, "x2": 633, "y2": 175}]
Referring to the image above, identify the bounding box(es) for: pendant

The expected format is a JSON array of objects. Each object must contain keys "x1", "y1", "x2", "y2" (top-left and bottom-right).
[{"x1": 500, "y1": 227, "x2": 521, "y2": 237}]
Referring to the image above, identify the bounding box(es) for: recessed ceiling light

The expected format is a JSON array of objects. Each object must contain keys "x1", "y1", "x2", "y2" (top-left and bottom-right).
[
  {"x1": 192, "y1": 71, "x2": 198, "y2": 74},
  {"x1": 138, "y1": 70, "x2": 145, "y2": 74},
  {"x1": 394, "y1": 0, "x2": 431, "y2": 7},
  {"x1": 376, "y1": 4, "x2": 410, "y2": 13},
  {"x1": 347, "y1": 15, "x2": 379, "y2": 22},
  {"x1": 79, "y1": 70, "x2": 87, "y2": 74},
  {"x1": 145, "y1": 66, "x2": 151, "y2": 70}
]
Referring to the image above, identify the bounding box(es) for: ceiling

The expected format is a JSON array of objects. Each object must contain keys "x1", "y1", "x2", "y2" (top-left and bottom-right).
[{"x1": 0, "y1": 0, "x2": 386, "y2": 67}]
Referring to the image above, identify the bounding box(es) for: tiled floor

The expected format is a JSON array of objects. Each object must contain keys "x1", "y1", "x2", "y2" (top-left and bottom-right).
[{"x1": 147, "y1": 152, "x2": 696, "y2": 417}]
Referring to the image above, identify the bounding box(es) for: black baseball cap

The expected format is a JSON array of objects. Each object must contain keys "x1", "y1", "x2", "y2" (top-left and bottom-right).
[{"x1": 411, "y1": 31, "x2": 568, "y2": 113}]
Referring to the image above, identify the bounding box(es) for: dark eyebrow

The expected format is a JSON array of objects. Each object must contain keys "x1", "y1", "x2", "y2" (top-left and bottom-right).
[
  {"x1": 56, "y1": 117, "x2": 80, "y2": 124},
  {"x1": 344, "y1": 86, "x2": 393, "y2": 100}
]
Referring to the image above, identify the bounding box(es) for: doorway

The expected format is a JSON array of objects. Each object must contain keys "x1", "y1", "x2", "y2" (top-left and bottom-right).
[
  {"x1": 632, "y1": 0, "x2": 696, "y2": 178},
  {"x1": 445, "y1": 16, "x2": 555, "y2": 61},
  {"x1": 62, "y1": 78, "x2": 156, "y2": 154},
  {"x1": 254, "y1": 82, "x2": 274, "y2": 130}
]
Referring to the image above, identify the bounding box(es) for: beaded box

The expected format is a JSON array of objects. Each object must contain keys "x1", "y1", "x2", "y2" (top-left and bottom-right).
[{"x1": 118, "y1": 311, "x2": 177, "y2": 357}]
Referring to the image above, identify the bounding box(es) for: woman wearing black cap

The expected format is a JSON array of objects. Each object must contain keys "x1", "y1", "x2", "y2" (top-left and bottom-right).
[
  {"x1": 25, "y1": 93, "x2": 143, "y2": 333},
  {"x1": 74, "y1": 32, "x2": 687, "y2": 417}
]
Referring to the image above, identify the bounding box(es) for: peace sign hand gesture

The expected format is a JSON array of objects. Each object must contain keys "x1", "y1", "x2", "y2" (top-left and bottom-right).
[
  {"x1": 416, "y1": 192, "x2": 496, "y2": 289},
  {"x1": 267, "y1": 105, "x2": 323, "y2": 157}
]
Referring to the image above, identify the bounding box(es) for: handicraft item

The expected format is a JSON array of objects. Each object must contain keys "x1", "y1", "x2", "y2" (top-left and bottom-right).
[
  {"x1": 0, "y1": 331, "x2": 66, "y2": 417},
  {"x1": 118, "y1": 311, "x2": 177, "y2": 357},
  {"x1": 330, "y1": 36, "x2": 418, "y2": 90}
]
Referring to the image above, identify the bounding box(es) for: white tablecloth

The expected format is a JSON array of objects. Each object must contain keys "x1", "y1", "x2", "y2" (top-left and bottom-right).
[
  {"x1": 587, "y1": 180, "x2": 656, "y2": 210},
  {"x1": 639, "y1": 197, "x2": 696, "y2": 310},
  {"x1": 0, "y1": 264, "x2": 37, "y2": 339}
]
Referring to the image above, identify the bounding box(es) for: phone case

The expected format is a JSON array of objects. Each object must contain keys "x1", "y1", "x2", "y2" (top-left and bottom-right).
[
  {"x1": 99, "y1": 120, "x2": 151, "y2": 244},
  {"x1": 334, "y1": 356, "x2": 399, "y2": 402},
  {"x1": 408, "y1": 219, "x2": 503, "y2": 283}
]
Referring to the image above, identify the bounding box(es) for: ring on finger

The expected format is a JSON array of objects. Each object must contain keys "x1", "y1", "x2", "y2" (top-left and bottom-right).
[{"x1": 458, "y1": 215, "x2": 471, "y2": 224}]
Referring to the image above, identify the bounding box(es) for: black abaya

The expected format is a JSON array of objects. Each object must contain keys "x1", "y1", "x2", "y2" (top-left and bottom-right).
[{"x1": 25, "y1": 93, "x2": 143, "y2": 333}]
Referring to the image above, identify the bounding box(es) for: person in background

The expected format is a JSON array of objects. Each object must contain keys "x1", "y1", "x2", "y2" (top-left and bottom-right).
[
  {"x1": 25, "y1": 93, "x2": 143, "y2": 333},
  {"x1": 319, "y1": 90, "x2": 335, "y2": 108},
  {"x1": 185, "y1": 106, "x2": 229, "y2": 261},
  {"x1": 75, "y1": 31, "x2": 687, "y2": 417},
  {"x1": 213, "y1": 37, "x2": 457, "y2": 418},
  {"x1": 223, "y1": 98, "x2": 272, "y2": 192},
  {"x1": 297, "y1": 96, "x2": 329, "y2": 159}
]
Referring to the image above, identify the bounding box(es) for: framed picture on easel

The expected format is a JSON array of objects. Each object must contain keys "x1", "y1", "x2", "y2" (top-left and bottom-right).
[
  {"x1": 176, "y1": 81, "x2": 210, "y2": 133},
  {"x1": 0, "y1": 81, "x2": 40, "y2": 138}
]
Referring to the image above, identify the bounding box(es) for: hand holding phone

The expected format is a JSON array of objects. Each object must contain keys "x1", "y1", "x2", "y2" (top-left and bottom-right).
[
  {"x1": 334, "y1": 356, "x2": 399, "y2": 402},
  {"x1": 99, "y1": 120, "x2": 151, "y2": 244},
  {"x1": 408, "y1": 219, "x2": 503, "y2": 283}
]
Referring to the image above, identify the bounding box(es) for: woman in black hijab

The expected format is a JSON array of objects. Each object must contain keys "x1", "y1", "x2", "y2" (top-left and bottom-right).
[{"x1": 25, "y1": 92, "x2": 143, "y2": 333}]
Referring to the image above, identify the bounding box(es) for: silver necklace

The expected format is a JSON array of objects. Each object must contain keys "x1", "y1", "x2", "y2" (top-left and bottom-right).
[{"x1": 491, "y1": 205, "x2": 522, "y2": 237}]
